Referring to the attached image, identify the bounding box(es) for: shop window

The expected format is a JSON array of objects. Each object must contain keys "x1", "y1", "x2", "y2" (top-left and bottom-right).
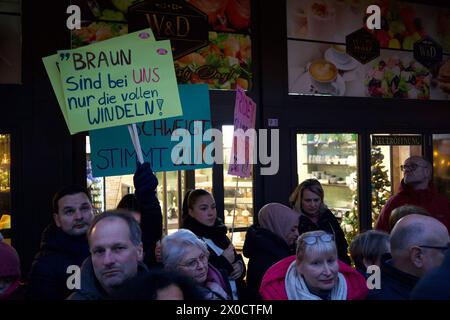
[
  {"x1": 369, "y1": 134, "x2": 422, "y2": 228},
  {"x1": 86, "y1": 137, "x2": 185, "y2": 236},
  {"x1": 296, "y1": 133, "x2": 358, "y2": 242},
  {"x1": 223, "y1": 125, "x2": 253, "y2": 250},
  {"x1": 433, "y1": 134, "x2": 450, "y2": 201},
  {"x1": 0, "y1": 134, "x2": 11, "y2": 243}
]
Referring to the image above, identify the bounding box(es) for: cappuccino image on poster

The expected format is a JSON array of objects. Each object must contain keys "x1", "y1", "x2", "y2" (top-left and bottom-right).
[{"x1": 288, "y1": 39, "x2": 450, "y2": 100}]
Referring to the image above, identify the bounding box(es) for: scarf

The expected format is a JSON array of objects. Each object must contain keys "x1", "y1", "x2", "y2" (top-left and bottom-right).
[
  {"x1": 285, "y1": 260, "x2": 347, "y2": 300},
  {"x1": 182, "y1": 215, "x2": 230, "y2": 249}
]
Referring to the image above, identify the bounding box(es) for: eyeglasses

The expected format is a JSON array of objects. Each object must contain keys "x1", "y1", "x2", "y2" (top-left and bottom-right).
[
  {"x1": 179, "y1": 253, "x2": 208, "y2": 270},
  {"x1": 400, "y1": 164, "x2": 427, "y2": 172},
  {"x1": 302, "y1": 233, "x2": 334, "y2": 245},
  {"x1": 418, "y1": 243, "x2": 449, "y2": 253}
]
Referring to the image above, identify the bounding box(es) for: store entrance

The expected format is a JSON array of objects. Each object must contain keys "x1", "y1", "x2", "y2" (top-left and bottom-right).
[{"x1": 369, "y1": 134, "x2": 423, "y2": 228}]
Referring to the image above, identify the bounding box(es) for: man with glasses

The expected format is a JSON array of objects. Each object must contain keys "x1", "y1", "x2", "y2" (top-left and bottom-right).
[
  {"x1": 368, "y1": 214, "x2": 449, "y2": 300},
  {"x1": 410, "y1": 246, "x2": 450, "y2": 300},
  {"x1": 376, "y1": 156, "x2": 450, "y2": 233}
]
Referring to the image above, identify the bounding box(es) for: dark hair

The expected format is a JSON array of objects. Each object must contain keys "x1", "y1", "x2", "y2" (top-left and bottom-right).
[
  {"x1": 389, "y1": 205, "x2": 430, "y2": 231},
  {"x1": 115, "y1": 269, "x2": 204, "y2": 300},
  {"x1": 117, "y1": 193, "x2": 140, "y2": 212},
  {"x1": 52, "y1": 185, "x2": 91, "y2": 213},
  {"x1": 182, "y1": 189, "x2": 212, "y2": 220},
  {"x1": 87, "y1": 210, "x2": 142, "y2": 246}
]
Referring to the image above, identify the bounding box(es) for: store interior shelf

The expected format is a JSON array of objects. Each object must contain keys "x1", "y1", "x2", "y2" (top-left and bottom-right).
[
  {"x1": 224, "y1": 197, "x2": 253, "y2": 204},
  {"x1": 321, "y1": 183, "x2": 349, "y2": 188},
  {"x1": 303, "y1": 163, "x2": 356, "y2": 167}
]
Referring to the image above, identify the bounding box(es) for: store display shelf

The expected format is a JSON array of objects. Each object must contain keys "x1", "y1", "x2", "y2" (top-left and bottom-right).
[{"x1": 303, "y1": 163, "x2": 356, "y2": 167}]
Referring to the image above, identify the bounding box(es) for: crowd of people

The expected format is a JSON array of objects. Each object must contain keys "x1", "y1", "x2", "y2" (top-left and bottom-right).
[{"x1": 0, "y1": 156, "x2": 449, "y2": 300}]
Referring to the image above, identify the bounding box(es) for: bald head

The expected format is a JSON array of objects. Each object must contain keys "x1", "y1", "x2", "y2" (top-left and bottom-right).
[{"x1": 390, "y1": 214, "x2": 449, "y2": 277}]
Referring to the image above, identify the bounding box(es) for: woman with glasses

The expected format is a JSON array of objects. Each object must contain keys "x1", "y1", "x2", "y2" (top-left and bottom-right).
[
  {"x1": 289, "y1": 179, "x2": 351, "y2": 265},
  {"x1": 243, "y1": 203, "x2": 300, "y2": 299},
  {"x1": 161, "y1": 229, "x2": 231, "y2": 300},
  {"x1": 181, "y1": 189, "x2": 246, "y2": 300},
  {"x1": 259, "y1": 230, "x2": 368, "y2": 300}
]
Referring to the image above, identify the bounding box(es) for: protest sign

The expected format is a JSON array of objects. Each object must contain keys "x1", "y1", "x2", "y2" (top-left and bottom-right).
[
  {"x1": 227, "y1": 86, "x2": 256, "y2": 178},
  {"x1": 58, "y1": 31, "x2": 182, "y2": 133},
  {"x1": 90, "y1": 84, "x2": 212, "y2": 177},
  {"x1": 42, "y1": 29, "x2": 157, "y2": 134}
]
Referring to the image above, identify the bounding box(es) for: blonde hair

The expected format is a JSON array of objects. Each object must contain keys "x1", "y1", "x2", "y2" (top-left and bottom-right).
[
  {"x1": 296, "y1": 230, "x2": 337, "y2": 262},
  {"x1": 289, "y1": 179, "x2": 326, "y2": 214}
]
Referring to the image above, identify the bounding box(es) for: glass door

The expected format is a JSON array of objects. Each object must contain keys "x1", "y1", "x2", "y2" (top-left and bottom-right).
[
  {"x1": 296, "y1": 133, "x2": 358, "y2": 242},
  {"x1": 432, "y1": 134, "x2": 450, "y2": 201},
  {"x1": 0, "y1": 134, "x2": 11, "y2": 243},
  {"x1": 369, "y1": 134, "x2": 423, "y2": 227}
]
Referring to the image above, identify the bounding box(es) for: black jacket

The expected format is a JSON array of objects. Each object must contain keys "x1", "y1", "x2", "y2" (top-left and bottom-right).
[
  {"x1": 367, "y1": 258, "x2": 419, "y2": 300},
  {"x1": 243, "y1": 225, "x2": 295, "y2": 299},
  {"x1": 133, "y1": 163, "x2": 163, "y2": 268},
  {"x1": 136, "y1": 191, "x2": 163, "y2": 267},
  {"x1": 27, "y1": 223, "x2": 90, "y2": 300},
  {"x1": 68, "y1": 257, "x2": 149, "y2": 300},
  {"x1": 298, "y1": 209, "x2": 351, "y2": 265},
  {"x1": 410, "y1": 250, "x2": 450, "y2": 300}
]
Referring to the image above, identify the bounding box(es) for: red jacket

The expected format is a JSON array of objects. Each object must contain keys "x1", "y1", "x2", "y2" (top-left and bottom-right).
[
  {"x1": 259, "y1": 255, "x2": 368, "y2": 300},
  {"x1": 375, "y1": 180, "x2": 450, "y2": 233}
]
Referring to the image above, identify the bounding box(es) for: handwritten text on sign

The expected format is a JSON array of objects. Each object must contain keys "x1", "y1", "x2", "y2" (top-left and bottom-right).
[
  {"x1": 89, "y1": 84, "x2": 212, "y2": 177},
  {"x1": 228, "y1": 87, "x2": 256, "y2": 178},
  {"x1": 58, "y1": 36, "x2": 182, "y2": 133}
]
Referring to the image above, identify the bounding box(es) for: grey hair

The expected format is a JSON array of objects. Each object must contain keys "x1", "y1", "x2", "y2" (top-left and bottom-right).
[
  {"x1": 161, "y1": 229, "x2": 209, "y2": 271},
  {"x1": 87, "y1": 209, "x2": 142, "y2": 247},
  {"x1": 296, "y1": 230, "x2": 337, "y2": 262}
]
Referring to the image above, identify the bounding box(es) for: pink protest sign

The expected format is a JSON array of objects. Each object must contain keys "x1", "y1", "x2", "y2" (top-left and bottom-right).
[{"x1": 227, "y1": 86, "x2": 257, "y2": 178}]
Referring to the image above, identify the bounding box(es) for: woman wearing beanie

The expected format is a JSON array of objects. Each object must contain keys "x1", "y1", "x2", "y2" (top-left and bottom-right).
[{"x1": 0, "y1": 241, "x2": 24, "y2": 300}]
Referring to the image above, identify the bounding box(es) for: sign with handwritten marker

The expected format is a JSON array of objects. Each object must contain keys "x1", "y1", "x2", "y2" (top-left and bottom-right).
[
  {"x1": 228, "y1": 86, "x2": 256, "y2": 178},
  {"x1": 90, "y1": 84, "x2": 212, "y2": 177},
  {"x1": 42, "y1": 29, "x2": 157, "y2": 134},
  {"x1": 58, "y1": 34, "x2": 182, "y2": 133}
]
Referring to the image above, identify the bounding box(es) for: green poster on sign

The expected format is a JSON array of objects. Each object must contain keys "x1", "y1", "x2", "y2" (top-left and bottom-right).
[
  {"x1": 59, "y1": 32, "x2": 183, "y2": 133},
  {"x1": 42, "y1": 29, "x2": 157, "y2": 135},
  {"x1": 43, "y1": 54, "x2": 74, "y2": 133}
]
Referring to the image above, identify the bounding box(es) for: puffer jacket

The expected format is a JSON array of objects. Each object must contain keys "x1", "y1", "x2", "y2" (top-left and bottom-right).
[{"x1": 259, "y1": 255, "x2": 368, "y2": 300}]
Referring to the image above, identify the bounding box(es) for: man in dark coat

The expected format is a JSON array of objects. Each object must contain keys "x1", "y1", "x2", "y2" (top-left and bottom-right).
[
  {"x1": 368, "y1": 214, "x2": 449, "y2": 300},
  {"x1": 28, "y1": 162, "x2": 162, "y2": 299},
  {"x1": 376, "y1": 156, "x2": 450, "y2": 233},
  {"x1": 69, "y1": 211, "x2": 148, "y2": 300},
  {"x1": 28, "y1": 185, "x2": 94, "y2": 300},
  {"x1": 410, "y1": 246, "x2": 450, "y2": 300}
]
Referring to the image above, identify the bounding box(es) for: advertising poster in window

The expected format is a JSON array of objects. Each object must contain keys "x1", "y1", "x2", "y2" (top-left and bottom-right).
[
  {"x1": 287, "y1": 0, "x2": 450, "y2": 100},
  {"x1": 71, "y1": 0, "x2": 252, "y2": 90}
]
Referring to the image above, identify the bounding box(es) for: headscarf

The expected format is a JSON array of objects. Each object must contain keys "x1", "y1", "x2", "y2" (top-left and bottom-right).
[{"x1": 258, "y1": 203, "x2": 300, "y2": 244}]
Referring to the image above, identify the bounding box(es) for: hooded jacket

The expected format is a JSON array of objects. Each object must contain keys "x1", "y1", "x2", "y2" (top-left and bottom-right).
[
  {"x1": 376, "y1": 180, "x2": 450, "y2": 233},
  {"x1": 28, "y1": 223, "x2": 90, "y2": 300},
  {"x1": 259, "y1": 255, "x2": 368, "y2": 300}
]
